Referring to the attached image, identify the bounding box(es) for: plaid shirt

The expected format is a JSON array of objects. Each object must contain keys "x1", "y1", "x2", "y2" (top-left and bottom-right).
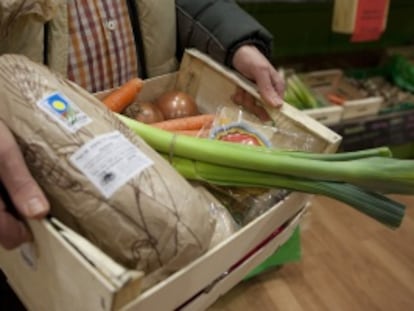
[{"x1": 67, "y1": 0, "x2": 138, "y2": 93}]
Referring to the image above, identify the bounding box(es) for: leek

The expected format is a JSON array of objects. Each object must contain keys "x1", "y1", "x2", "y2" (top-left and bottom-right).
[
  {"x1": 164, "y1": 154, "x2": 405, "y2": 228},
  {"x1": 118, "y1": 115, "x2": 412, "y2": 228},
  {"x1": 119, "y1": 115, "x2": 414, "y2": 195},
  {"x1": 277, "y1": 146, "x2": 392, "y2": 161}
]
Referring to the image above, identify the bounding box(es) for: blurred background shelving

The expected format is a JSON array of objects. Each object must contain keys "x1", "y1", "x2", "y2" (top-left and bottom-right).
[{"x1": 237, "y1": 0, "x2": 414, "y2": 158}]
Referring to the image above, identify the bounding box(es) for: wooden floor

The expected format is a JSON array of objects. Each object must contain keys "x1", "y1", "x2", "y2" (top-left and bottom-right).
[{"x1": 211, "y1": 194, "x2": 414, "y2": 311}]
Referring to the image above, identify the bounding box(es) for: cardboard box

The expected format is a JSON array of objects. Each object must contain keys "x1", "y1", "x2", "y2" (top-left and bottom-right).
[
  {"x1": 0, "y1": 50, "x2": 341, "y2": 311},
  {"x1": 300, "y1": 69, "x2": 383, "y2": 122}
]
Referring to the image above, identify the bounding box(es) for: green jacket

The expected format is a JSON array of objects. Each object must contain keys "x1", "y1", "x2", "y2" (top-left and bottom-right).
[{"x1": 0, "y1": 0, "x2": 272, "y2": 79}]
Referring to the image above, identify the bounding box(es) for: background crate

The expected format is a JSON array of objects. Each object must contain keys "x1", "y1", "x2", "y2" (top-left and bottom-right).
[{"x1": 300, "y1": 69, "x2": 383, "y2": 121}]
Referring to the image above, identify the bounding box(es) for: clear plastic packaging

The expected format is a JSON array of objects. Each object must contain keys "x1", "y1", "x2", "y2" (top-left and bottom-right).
[
  {"x1": 210, "y1": 106, "x2": 318, "y2": 152},
  {"x1": 205, "y1": 106, "x2": 317, "y2": 225}
]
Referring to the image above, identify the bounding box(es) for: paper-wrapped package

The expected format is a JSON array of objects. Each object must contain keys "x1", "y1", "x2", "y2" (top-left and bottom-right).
[{"x1": 0, "y1": 54, "x2": 216, "y2": 288}]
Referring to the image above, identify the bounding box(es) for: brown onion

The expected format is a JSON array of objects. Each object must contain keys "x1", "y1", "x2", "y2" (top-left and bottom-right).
[
  {"x1": 154, "y1": 90, "x2": 198, "y2": 120},
  {"x1": 123, "y1": 101, "x2": 164, "y2": 124}
]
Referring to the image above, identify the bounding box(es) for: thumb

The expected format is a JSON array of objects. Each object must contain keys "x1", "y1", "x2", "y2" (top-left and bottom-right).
[{"x1": 0, "y1": 121, "x2": 49, "y2": 219}]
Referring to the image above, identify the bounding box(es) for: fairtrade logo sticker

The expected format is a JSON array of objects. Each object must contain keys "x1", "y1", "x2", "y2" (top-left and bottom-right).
[{"x1": 37, "y1": 92, "x2": 92, "y2": 132}]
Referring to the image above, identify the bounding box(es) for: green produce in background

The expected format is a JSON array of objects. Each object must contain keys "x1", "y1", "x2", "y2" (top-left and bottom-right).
[
  {"x1": 387, "y1": 54, "x2": 414, "y2": 93},
  {"x1": 284, "y1": 74, "x2": 323, "y2": 110}
]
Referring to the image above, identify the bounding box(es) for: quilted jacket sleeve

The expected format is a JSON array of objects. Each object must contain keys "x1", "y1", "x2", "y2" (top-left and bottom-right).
[{"x1": 175, "y1": 0, "x2": 273, "y2": 67}]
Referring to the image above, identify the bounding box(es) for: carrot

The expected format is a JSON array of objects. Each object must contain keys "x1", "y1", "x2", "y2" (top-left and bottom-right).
[
  {"x1": 102, "y1": 77, "x2": 143, "y2": 113},
  {"x1": 326, "y1": 93, "x2": 346, "y2": 106},
  {"x1": 150, "y1": 114, "x2": 215, "y2": 131}
]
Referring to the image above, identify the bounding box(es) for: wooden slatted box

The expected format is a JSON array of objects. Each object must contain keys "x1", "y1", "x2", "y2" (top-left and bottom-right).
[{"x1": 0, "y1": 50, "x2": 341, "y2": 311}]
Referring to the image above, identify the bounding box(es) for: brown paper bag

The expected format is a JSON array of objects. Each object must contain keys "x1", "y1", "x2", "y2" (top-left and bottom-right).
[{"x1": 0, "y1": 54, "x2": 216, "y2": 289}]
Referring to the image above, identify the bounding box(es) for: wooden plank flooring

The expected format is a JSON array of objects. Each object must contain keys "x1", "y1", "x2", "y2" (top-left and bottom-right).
[{"x1": 211, "y1": 194, "x2": 414, "y2": 311}]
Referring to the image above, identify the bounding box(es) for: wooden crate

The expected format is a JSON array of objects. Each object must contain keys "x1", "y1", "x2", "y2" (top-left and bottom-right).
[
  {"x1": 300, "y1": 69, "x2": 383, "y2": 121},
  {"x1": 304, "y1": 105, "x2": 344, "y2": 126},
  {"x1": 0, "y1": 50, "x2": 341, "y2": 311}
]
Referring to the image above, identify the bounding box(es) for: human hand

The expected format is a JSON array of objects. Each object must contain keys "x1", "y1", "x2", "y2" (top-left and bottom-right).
[
  {"x1": 0, "y1": 121, "x2": 49, "y2": 250},
  {"x1": 231, "y1": 87, "x2": 272, "y2": 122},
  {"x1": 232, "y1": 45, "x2": 285, "y2": 108}
]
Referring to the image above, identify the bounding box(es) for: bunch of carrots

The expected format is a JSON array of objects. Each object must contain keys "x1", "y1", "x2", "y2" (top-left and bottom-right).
[{"x1": 102, "y1": 77, "x2": 214, "y2": 137}]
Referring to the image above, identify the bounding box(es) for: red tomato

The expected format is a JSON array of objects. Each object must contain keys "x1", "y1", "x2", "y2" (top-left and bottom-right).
[{"x1": 219, "y1": 132, "x2": 263, "y2": 146}]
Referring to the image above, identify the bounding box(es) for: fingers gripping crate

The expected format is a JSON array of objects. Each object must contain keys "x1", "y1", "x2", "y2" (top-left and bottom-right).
[{"x1": 0, "y1": 49, "x2": 341, "y2": 311}]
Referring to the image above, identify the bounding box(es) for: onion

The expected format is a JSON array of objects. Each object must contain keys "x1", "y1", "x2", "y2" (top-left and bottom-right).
[
  {"x1": 123, "y1": 101, "x2": 164, "y2": 124},
  {"x1": 155, "y1": 90, "x2": 198, "y2": 120}
]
